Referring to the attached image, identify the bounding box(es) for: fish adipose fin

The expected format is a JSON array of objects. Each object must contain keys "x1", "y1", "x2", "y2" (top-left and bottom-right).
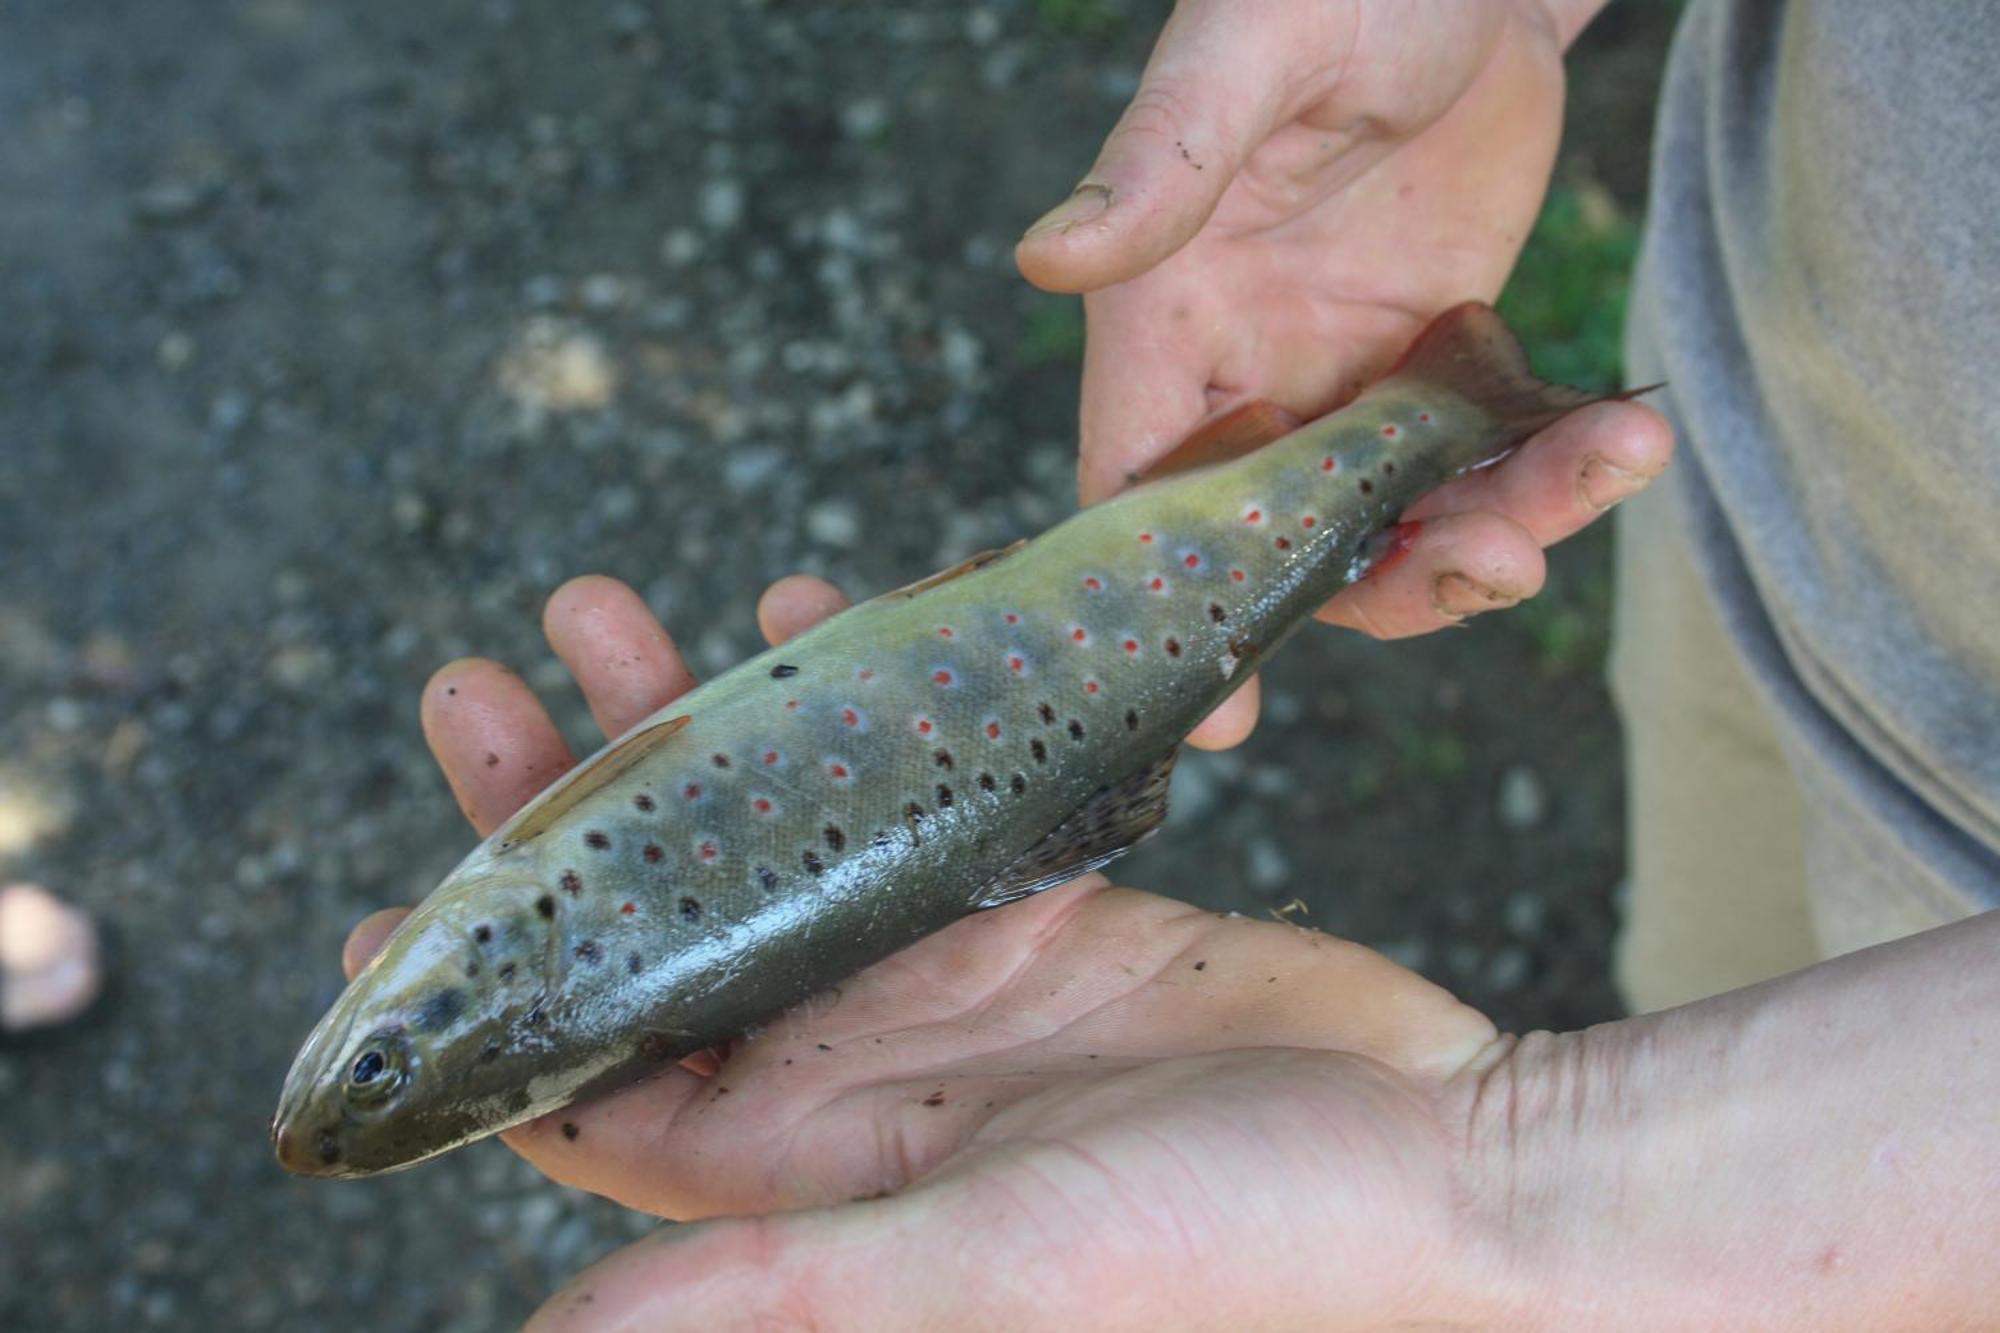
[
  {"x1": 1375, "y1": 301, "x2": 1653, "y2": 442},
  {"x1": 495, "y1": 714, "x2": 692, "y2": 850},
  {"x1": 1131, "y1": 399, "x2": 1301, "y2": 486},
  {"x1": 883, "y1": 539, "x2": 1027, "y2": 601},
  {"x1": 971, "y1": 748, "x2": 1179, "y2": 910}
]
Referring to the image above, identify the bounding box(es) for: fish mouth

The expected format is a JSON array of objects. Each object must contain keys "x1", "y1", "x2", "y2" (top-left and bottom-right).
[{"x1": 271, "y1": 990, "x2": 364, "y2": 1177}]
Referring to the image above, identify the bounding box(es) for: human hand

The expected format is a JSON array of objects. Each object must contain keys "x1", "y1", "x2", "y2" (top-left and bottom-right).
[
  {"x1": 343, "y1": 573, "x2": 1532, "y2": 1329},
  {"x1": 1016, "y1": 0, "x2": 1670, "y2": 748}
]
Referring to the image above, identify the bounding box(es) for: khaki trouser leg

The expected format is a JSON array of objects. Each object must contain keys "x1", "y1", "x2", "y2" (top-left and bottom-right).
[{"x1": 1608, "y1": 482, "x2": 1820, "y2": 1012}]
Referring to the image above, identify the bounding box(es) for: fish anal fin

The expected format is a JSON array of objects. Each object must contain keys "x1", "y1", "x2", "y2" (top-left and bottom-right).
[
  {"x1": 496, "y1": 714, "x2": 692, "y2": 849},
  {"x1": 884, "y1": 539, "x2": 1026, "y2": 601},
  {"x1": 971, "y1": 749, "x2": 1178, "y2": 911},
  {"x1": 1131, "y1": 400, "x2": 1300, "y2": 485}
]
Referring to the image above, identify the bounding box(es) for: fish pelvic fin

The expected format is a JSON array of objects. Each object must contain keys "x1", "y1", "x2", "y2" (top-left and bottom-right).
[
  {"x1": 971, "y1": 748, "x2": 1178, "y2": 910},
  {"x1": 1372, "y1": 301, "x2": 1649, "y2": 448}
]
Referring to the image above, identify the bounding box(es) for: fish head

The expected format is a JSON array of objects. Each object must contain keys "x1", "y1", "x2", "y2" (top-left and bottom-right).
[{"x1": 272, "y1": 862, "x2": 566, "y2": 1178}]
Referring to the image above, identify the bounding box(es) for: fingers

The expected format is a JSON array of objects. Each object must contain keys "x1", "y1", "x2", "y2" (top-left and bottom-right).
[
  {"x1": 1075, "y1": 283, "x2": 1219, "y2": 506},
  {"x1": 1403, "y1": 400, "x2": 1673, "y2": 546},
  {"x1": 542, "y1": 575, "x2": 698, "y2": 739},
  {"x1": 421, "y1": 659, "x2": 576, "y2": 837},
  {"x1": 1015, "y1": 4, "x2": 1354, "y2": 294},
  {"x1": 757, "y1": 575, "x2": 853, "y2": 646},
  {"x1": 1187, "y1": 674, "x2": 1260, "y2": 751},
  {"x1": 342, "y1": 908, "x2": 410, "y2": 981},
  {"x1": 1320, "y1": 509, "x2": 1546, "y2": 640}
]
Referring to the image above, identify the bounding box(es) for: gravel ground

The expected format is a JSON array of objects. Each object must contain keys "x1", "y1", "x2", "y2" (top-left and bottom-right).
[{"x1": 0, "y1": 2, "x2": 1676, "y2": 1327}]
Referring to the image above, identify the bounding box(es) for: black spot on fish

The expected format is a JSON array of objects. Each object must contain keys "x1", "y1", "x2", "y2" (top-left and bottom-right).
[
  {"x1": 561, "y1": 1122, "x2": 579, "y2": 1141},
  {"x1": 574, "y1": 940, "x2": 601, "y2": 964},
  {"x1": 1382, "y1": 460, "x2": 1395, "y2": 475},
  {"x1": 316, "y1": 1128, "x2": 341, "y2": 1165},
  {"x1": 1228, "y1": 634, "x2": 1257, "y2": 660},
  {"x1": 871, "y1": 830, "x2": 895, "y2": 848},
  {"x1": 627, "y1": 951, "x2": 642, "y2": 974},
  {"x1": 473, "y1": 924, "x2": 492, "y2": 944},
  {"x1": 823, "y1": 824, "x2": 846, "y2": 852},
  {"x1": 770, "y1": 663, "x2": 799, "y2": 679},
  {"x1": 978, "y1": 772, "x2": 996, "y2": 792},
  {"x1": 1164, "y1": 637, "x2": 1181, "y2": 657},
  {"x1": 522, "y1": 1005, "x2": 546, "y2": 1029},
  {"x1": 1125, "y1": 709, "x2": 1139, "y2": 731},
  {"x1": 1209, "y1": 603, "x2": 1227, "y2": 623},
  {"x1": 643, "y1": 843, "x2": 663, "y2": 863},
  {"x1": 1359, "y1": 478, "x2": 1374, "y2": 494},
  {"x1": 756, "y1": 865, "x2": 778, "y2": 890},
  {"x1": 803, "y1": 850, "x2": 825, "y2": 875},
  {"x1": 639, "y1": 1032, "x2": 676, "y2": 1061},
  {"x1": 465, "y1": 959, "x2": 480, "y2": 979},
  {"x1": 415, "y1": 988, "x2": 466, "y2": 1032},
  {"x1": 1011, "y1": 773, "x2": 1027, "y2": 794},
  {"x1": 1067, "y1": 719, "x2": 1084, "y2": 740},
  {"x1": 584, "y1": 831, "x2": 610, "y2": 850},
  {"x1": 536, "y1": 895, "x2": 556, "y2": 919},
  {"x1": 1030, "y1": 739, "x2": 1048, "y2": 764},
  {"x1": 679, "y1": 896, "x2": 701, "y2": 921},
  {"x1": 905, "y1": 801, "x2": 925, "y2": 821},
  {"x1": 634, "y1": 793, "x2": 656, "y2": 813},
  {"x1": 934, "y1": 749, "x2": 954, "y2": 769},
  {"x1": 711, "y1": 753, "x2": 731, "y2": 769},
  {"x1": 559, "y1": 870, "x2": 583, "y2": 895},
  {"x1": 479, "y1": 1042, "x2": 501, "y2": 1063},
  {"x1": 497, "y1": 962, "x2": 516, "y2": 980},
  {"x1": 936, "y1": 784, "x2": 954, "y2": 807},
  {"x1": 506, "y1": 1086, "x2": 533, "y2": 1114},
  {"x1": 1038, "y1": 702, "x2": 1056, "y2": 725}
]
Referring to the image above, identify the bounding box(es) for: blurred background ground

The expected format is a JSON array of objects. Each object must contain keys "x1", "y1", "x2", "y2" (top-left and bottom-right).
[{"x1": 0, "y1": 1, "x2": 1680, "y2": 1327}]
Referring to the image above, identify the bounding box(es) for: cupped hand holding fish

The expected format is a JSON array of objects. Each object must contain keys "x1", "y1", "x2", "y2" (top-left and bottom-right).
[
  {"x1": 1016, "y1": 0, "x2": 1670, "y2": 748},
  {"x1": 341, "y1": 576, "x2": 1534, "y2": 1329}
]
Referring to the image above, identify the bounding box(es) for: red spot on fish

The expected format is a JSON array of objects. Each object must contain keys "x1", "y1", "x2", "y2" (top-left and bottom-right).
[
  {"x1": 1381, "y1": 423, "x2": 1401, "y2": 439},
  {"x1": 683, "y1": 783, "x2": 703, "y2": 801},
  {"x1": 985, "y1": 721, "x2": 1002, "y2": 739},
  {"x1": 763, "y1": 750, "x2": 780, "y2": 765},
  {"x1": 1274, "y1": 537, "x2": 1292, "y2": 551},
  {"x1": 857, "y1": 668, "x2": 875, "y2": 681},
  {"x1": 1138, "y1": 532, "x2": 1154, "y2": 544},
  {"x1": 1301, "y1": 515, "x2": 1317, "y2": 529},
  {"x1": 1082, "y1": 576, "x2": 1102, "y2": 592},
  {"x1": 1149, "y1": 577, "x2": 1167, "y2": 593},
  {"x1": 1417, "y1": 411, "x2": 1432, "y2": 424},
  {"x1": 1231, "y1": 568, "x2": 1247, "y2": 582},
  {"x1": 1008, "y1": 654, "x2": 1026, "y2": 673},
  {"x1": 1183, "y1": 552, "x2": 1201, "y2": 569},
  {"x1": 827, "y1": 761, "x2": 851, "y2": 781},
  {"x1": 785, "y1": 699, "x2": 801, "y2": 712},
  {"x1": 1122, "y1": 638, "x2": 1140, "y2": 655},
  {"x1": 937, "y1": 627, "x2": 954, "y2": 638},
  {"x1": 621, "y1": 902, "x2": 636, "y2": 915},
  {"x1": 915, "y1": 717, "x2": 934, "y2": 735},
  {"x1": 841, "y1": 708, "x2": 860, "y2": 727},
  {"x1": 1083, "y1": 677, "x2": 1102, "y2": 695},
  {"x1": 1362, "y1": 520, "x2": 1424, "y2": 579},
  {"x1": 643, "y1": 844, "x2": 663, "y2": 863},
  {"x1": 1321, "y1": 456, "x2": 1338, "y2": 473},
  {"x1": 1070, "y1": 626, "x2": 1088, "y2": 644},
  {"x1": 698, "y1": 841, "x2": 718, "y2": 862},
  {"x1": 1244, "y1": 508, "x2": 1262, "y2": 524},
  {"x1": 1003, "y1": 612, "x2": 1020, "y2": 625},
  {"x1": 933, "y1": 669, "x2": 955, "y2": 687},
  {"x1": 752, "y1": 797, "x2": 773, "y2": 815}
]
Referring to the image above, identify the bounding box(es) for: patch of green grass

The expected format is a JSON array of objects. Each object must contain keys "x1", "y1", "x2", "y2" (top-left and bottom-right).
[
  {"x1": 1020, "y1": 295, "x2": 1086, "y2": 367},
  {"x1": 1395, "y1": 724, "x2": 1470, "y2": 783},
  {"x1": 1511, "y1": 558, "x2": 1615, "y2": 677},
  {"x1": 1497, "y1": 180, "x2": 1641, "y2": 391},
  {"x1": 1035, "y1": 0, "x2": 1122, "y2": 38}
]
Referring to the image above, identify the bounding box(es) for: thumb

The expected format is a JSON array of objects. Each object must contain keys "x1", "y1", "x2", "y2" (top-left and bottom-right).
[{"x1": 1015, "y1": 1, "x2": 1341, "y2": 293}]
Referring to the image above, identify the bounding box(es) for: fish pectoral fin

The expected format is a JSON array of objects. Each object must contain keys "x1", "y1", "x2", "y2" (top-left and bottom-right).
[
  {"x1": 882, "y1": 539, "x2": 1027, "y2": 600},
  {"x1": 1129, "y1": 399, "x2": 1300, "y2": 486},
  {"x1": 970, "y1": 748, "x2": 1179, "y2": 911},
  {"x1": 493, "y1": 714, "x2": 693, "y2": 851}
]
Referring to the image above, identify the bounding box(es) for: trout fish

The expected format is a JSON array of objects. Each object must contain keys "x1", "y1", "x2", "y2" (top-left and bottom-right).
[{"x1": 274, "y1": 303, "x2": 1627, "y2": 1176}]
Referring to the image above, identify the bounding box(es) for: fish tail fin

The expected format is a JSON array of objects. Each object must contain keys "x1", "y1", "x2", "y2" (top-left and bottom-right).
[{"x1": 1370, "y1": 302, "x2": 1657, "y2": 455}]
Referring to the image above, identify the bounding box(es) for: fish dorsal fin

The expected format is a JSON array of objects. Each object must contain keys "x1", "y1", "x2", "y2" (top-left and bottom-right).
[
  {"x1": 971, "y1": 748, "x2": 1178, "y2": 910},
  {"x1": 1373, "y1": 301, "x2": 1637, "y2": 436},
  {"x1": 1131, "y1": 400, "x2": 1300, "y2": 485},
  {"x1": 494, "y1": 714, "x2": 692, "y2": 851},
  {"x1": 883, "y1": 539, "x2": 1026, "y2": 601}
]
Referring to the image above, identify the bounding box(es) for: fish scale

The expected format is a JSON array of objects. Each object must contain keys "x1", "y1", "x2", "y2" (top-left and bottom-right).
[{"x1": 274, "y1": 303, "x2": 1634, "y2": 1176}]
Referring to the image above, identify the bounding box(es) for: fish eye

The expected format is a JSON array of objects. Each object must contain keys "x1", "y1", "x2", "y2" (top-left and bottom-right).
[{"x1": 343, "y1": 1030, "x2": 411, "y2": 1109}]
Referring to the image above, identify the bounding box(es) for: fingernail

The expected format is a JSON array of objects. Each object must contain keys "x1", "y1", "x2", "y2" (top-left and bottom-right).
[
  {"x1": 1023, "y1": 181, "x2": 1114, "y2": 238},
  {"x1": 1432, "y1": 573, "x2": 1521, "y2": 620},
  {"x1": 1578, "y1": 455, "x2": 1652, "y2": 511}
]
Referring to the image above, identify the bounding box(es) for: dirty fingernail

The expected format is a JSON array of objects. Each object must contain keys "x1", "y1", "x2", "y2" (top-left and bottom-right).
[
  {"x1": 1578, "y1": 456, "x2": 1651, "y2": 510},
  {"x1": 1432, "y1": 573, "x2": 1520, "y2": 620},
  {"x1": 1023, "y1": 182, "x2": 1113, "y2": 238}
]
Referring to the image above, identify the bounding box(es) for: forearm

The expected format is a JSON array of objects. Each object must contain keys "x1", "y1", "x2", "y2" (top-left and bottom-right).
[{"x1": 1465, "y1": 909, "x2": 2000, "y2": 1330}]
